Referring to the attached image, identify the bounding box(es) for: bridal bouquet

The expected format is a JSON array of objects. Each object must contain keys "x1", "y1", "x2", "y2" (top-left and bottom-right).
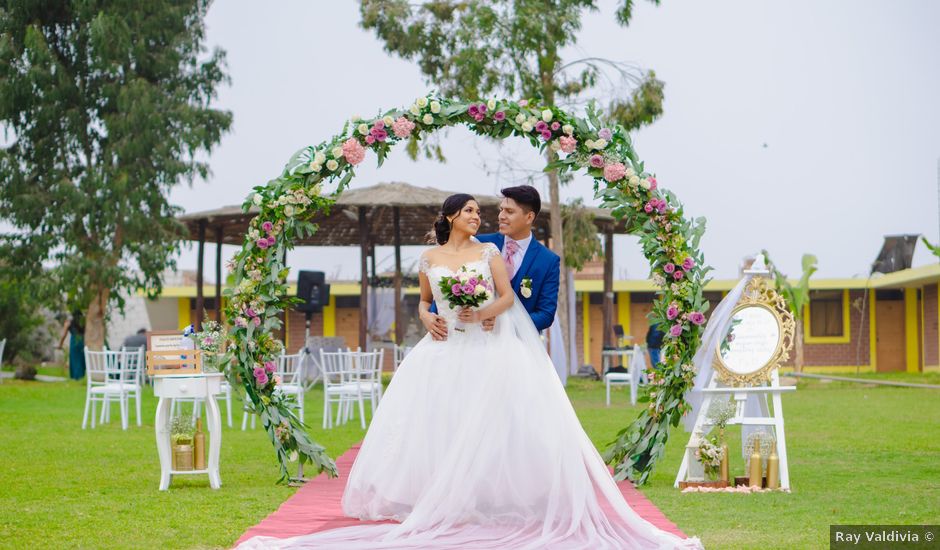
[{"x1": 438, "y1": 268, "x2": 492, "y2": 331}]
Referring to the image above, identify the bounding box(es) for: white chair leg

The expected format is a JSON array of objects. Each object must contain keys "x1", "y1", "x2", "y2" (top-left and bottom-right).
[
  {"x1": 121, "y1": 394, "x2": 128, "y2": 430},
  {"x1": 606, "y1": 379, "x2": 611, "y2": 407},
  {"x1": 241, "y1": 409, "x2": 248, "y2": 431},
  {"x1": 322, "y1": 396, "x2": 330, "y2": 429},
  {"x1": 82, "y1": 395, "x2": 91, "y2": 429},
  {"x1": 135, "y1": 390, "x2": 142, "y2": 427},
  {"x1": 91, "y1": 400, "x2": 97, "y2": 429},
  {"x1": 100, "y1": 399, "x2": 108, "y2": 424},
  {"x1": 299, "y1": 395, "x2": 305, "y2": 424},
  {"x1": 358, "y1": 396, "x2": 366, "y2": 429},
  {"x1": 225, "y1": 393, "x2": 233, "y2": 428}
]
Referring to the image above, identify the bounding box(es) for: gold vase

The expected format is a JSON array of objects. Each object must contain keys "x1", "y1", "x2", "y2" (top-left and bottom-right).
[
  {"x1": 766, "y1": 440, "x2": 780, "y2": 490},
  {"x1": 748, "y1": 436, "x2": 763, "y2": 488},
  {"x1": 173, "y1": 443, "x2": 194, "y2": 471},
  {"x1": 719, "y1": 428, "x2": 729, "y2": 483},
  {"x1": 194, "y1": 418, "x2": 206, "y2": 471}
]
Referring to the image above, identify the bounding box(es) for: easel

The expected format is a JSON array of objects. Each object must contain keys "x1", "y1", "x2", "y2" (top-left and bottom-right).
[
  {"x1": 674, "y1": 369, "x2": 795, "y2": 489},
  {"x1": 675, "y1": 271, "x2": 797, "y2": 490}
]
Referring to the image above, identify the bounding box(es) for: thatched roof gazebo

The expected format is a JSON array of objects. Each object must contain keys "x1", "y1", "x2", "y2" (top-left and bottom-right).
[{"x1": 178, "y1": 182, "x2": 628, "y2": 351}]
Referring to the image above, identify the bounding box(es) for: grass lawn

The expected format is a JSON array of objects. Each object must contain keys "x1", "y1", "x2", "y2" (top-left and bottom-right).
[{"x1": 1, "y1": 369, "x2": 938, "y2": 549}]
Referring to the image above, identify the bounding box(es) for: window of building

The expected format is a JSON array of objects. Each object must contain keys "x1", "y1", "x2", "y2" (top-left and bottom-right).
[{"x1": 805, "y1": 289, "x2": 849, "y2": 342}]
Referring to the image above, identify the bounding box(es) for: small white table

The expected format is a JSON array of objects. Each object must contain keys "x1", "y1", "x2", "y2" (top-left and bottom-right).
[{"x1": 153, "y1": 373, "x2": 224, "y2": 490}]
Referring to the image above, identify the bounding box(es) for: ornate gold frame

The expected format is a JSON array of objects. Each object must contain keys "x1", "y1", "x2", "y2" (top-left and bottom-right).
[{"x1": 712, "y1": 277, "x2": 795, "y2": 386}]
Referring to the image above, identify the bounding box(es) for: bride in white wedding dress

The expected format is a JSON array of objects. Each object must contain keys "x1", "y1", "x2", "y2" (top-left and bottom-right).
[{"x1": 238, "y1": 194, "x2": 702, "y2": 549}]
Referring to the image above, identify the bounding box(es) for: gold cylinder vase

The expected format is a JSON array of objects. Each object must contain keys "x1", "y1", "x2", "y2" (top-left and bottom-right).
[
  {"x1": 173, "y1": 444, "x2": 194, "y2": 471},
  {"x1": 748, "y1": 437, "x2": 763, "y2": 488}
]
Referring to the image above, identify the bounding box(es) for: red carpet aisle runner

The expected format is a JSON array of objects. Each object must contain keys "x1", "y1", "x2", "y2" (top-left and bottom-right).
[{"x1": 236, "y1": 444, "x2": 688, "y2": 546}]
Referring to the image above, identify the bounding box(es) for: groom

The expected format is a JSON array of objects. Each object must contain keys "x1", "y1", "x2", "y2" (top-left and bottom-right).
[{"x1": 423, "y1": 185, "x2": 561, "y2": 340}]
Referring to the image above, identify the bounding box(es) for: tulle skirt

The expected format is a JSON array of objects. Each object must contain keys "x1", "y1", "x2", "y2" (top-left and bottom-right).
[{"x1": 237, "y1": 304, "x2": 702, "y2": 549}]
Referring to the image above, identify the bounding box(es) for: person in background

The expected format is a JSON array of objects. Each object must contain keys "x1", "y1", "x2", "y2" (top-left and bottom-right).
[
  {"x1": 646, "y1": 322, "x2": 665, "y2": 369},
  {"x1": 58, "y1": 310, "x2": 86, "y2": 380},
  {"x1": 122, "y1": 328, "x2": 148, "y2": 350}
]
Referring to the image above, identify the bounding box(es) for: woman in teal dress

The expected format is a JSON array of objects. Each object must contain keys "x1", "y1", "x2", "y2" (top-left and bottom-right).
[{"x1": 58, "y1": 311, "x2": 85, "y2": 380}]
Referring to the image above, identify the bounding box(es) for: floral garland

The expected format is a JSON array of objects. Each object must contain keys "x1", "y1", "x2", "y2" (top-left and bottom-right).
[{"x1": 224, "y1": 95, "x2": 709, "y2": 484}]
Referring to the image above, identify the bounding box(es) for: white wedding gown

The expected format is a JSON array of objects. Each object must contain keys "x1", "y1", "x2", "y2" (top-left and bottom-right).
[{"x1": 238, "y1": 244, "x2": 702, "y2": 549}]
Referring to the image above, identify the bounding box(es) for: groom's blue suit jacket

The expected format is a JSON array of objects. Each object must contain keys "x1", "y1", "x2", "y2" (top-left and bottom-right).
[{"x1": 475, "y1": 233, "x2": 561, "y2": 332}]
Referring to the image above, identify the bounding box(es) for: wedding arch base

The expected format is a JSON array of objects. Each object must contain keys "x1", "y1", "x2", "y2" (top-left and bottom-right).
[
  {"x1": 675, "y1": 263, "x2": 796, "y2": 490},
  {"x1": 222, "y1": 94, "x2": 710, "y2": 484}
]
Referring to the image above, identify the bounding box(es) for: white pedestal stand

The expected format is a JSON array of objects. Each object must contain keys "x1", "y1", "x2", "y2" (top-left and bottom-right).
[
  {"x1": 675, "y1": 369, "x2": 795, "y2": 489},
  {"x1": 154, "y1": 373, "x2": 224, "y2": 490}
]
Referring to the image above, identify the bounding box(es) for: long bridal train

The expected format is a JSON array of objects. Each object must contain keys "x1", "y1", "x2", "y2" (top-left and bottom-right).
[{"x1": 238, "y1": 246, "x2": 701, "y2": 549}]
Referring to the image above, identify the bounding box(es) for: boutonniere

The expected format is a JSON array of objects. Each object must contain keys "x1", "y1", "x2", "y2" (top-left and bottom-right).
[{"x1": 520, "y1": 277, "x2": 533, "y2": 299}]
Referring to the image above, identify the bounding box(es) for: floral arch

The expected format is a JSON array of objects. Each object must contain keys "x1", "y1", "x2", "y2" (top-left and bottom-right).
[{"x1": 223, "y1": 96, "x2": 709, "y2": 485}]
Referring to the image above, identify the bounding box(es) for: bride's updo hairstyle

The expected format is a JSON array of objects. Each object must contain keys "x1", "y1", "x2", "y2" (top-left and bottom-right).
[{"x1": 433, "y1": 193, "x2": 476, "y2": 245}]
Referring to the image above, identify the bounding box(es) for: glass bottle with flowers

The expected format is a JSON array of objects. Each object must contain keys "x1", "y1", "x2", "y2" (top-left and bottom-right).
[
  {"x1": 707, "y1": 397, "x2": 737, "y2": 482},
  {"x1": 194, "y1": 320, "x2": 226, "y2": 373}
]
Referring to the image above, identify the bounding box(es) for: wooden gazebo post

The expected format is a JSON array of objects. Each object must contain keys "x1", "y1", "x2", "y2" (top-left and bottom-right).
[
  {"x1": 215, "y1": 225, "x2": 223, "y2": 323},
  {"x1": 602, "y1": 229, "x2": 614, "y2": 349},
  {"x1": 358, "y1": 207, "x2": 369, "y2": 350},
  {"x1": 393, "y1": 207, "x2": 403, "y2": 344},
  {"x1": 195, "y1": 219, "x2": 207, "y2": 330}
]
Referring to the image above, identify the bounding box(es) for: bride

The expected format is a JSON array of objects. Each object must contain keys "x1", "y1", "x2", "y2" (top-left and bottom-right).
[{"x1": 238, "y1": 194, "x2": 702, "y2": 549}]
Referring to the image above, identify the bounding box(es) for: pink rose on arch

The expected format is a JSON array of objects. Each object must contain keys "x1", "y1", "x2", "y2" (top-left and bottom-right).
[
  {"x1": 673, "y1": 270, "x2": 685, "y2": 281},
  {"x1": 255, "y1": 371, "x2": 269, "y2": 386},
  {"x1": 468, "y1": 104, "x2": 479, "y2": 117},
  {"x1": 666, "y1": 304, "x2": 679, "y2": 320},
  {"x1": 253, "y1": 366, "x2": 265, "y2": 379},
  {"x1": 589, "y1": 154, "x2": 605, "y2": 169},
  {"x1": 656, "y1": 199, "x2": 667, "y2": 213},
  {"x1": 535, "y1": 121, "x2": 548, "y2": 133},
  {"x1": 682, "y1": 257, "x2": 696, "y2": 271},
  {"x1": 371, "y1": 128, "x2": 388, "y2": 142},
  {"x1": 603, "y1": 162, "x2": 626, "y2": 182},
  {"x1": 494, "y1": 111, "x2": 506, "y2": 122},
  {"x1": 365, "y1": 135, "x2": 375, "y2": 145},
  {"x1": 669, "y1": 323, "x2": 683, "y2": 337},
  {"x1": 264, "y1": 360, "x2": 276, "y2": 374},
  {"x1": 391, "y1": 117, "x2": 416, "y2": 138},
  {"x1": 559, "y1": 135, "x2": 577, "y2": 153},
  {"x1": 518, "y1": 99, "x2": 529, "y2": 107},
  {"x1": 451, "y1": 283, "x2": 463, "y2": 296},
  {"x1": 649, "y1": 177, "x2": 658, "y2": 190},
  {"x1": 663, "y1": 262, "x2": 676, "y2": 274},
  {"x1": 235, "y1": 317, "x2": 248, "y2": 328},
  {"x1": 252, "y1": 316, "x2": 262, "y2": 327},
  {"x1": 598, "y1": 127, "x2": 613, "y2": 140},
  {"x1": 644, "y1": 202, "x2": 654, "y2": 214},
  {"x1": 261, "y1": 221, "x2": 273, "y2": 233},
  {"x1": 689, "y1": 312, "x2": 706, "y2": 325},
  {"x1": 373, "y1": 120, "x2": 385, "y2": 130},
  {"x1": 256, "y1": 238, "x2": 269, "y2": 249},
  {"x1": 551, "y1": 121, "x2": 560, "y2": 131},
  {"x1": 342, "y1": 138, "x2": 366, "y2": 165},
  {"x1": 541, "y1": 130, "x2": 552, "y2": 141},
  {"x1": 266, "y1": 236, "x2": 276, "y2": 246},
  {"x1": 245, "y1": 307, "x2": 257, "y2": 318}
]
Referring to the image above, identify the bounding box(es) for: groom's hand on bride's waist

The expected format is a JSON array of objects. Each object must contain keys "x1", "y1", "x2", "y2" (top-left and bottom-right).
[
  {"x1": 481, "y1": 318, "x2": 494, "y2": 332},
  {"x1": 420, "y1": 311, "x2": 449, "y2": 341}
]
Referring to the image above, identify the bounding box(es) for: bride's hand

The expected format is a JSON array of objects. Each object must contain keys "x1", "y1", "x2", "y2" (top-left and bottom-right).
[{"x1": 457, "y1": 308, "x2": 480, "y2": 324}]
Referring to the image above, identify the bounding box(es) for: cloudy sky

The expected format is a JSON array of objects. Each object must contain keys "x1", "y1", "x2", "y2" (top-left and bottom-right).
[{"x1": 170, "y1": 0, "x2": 940, "y2": 281}]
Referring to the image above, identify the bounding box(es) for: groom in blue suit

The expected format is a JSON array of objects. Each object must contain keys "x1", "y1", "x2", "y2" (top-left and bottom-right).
[
  {"x1": 476, "y1": 185, "x2": 560, "y2": 333},
  {"x1": 424, "y1": 185, "x2": 560, "y2": 338}
]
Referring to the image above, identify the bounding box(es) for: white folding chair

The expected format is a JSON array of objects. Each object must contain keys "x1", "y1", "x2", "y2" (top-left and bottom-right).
[
  {"x1": 277, "y1": 351, "x2": 306, "y2": 422},
  {"x1": 320, "y1": 350, "x2": 357, "y2": 429},
  {"x1": 393, "y1": 344, "x2": 413, "y2": 372},
  {"x1": 83, "y1": 348, "x2": 135, "y2": 429},
  {"x1": 340, "y1": 349, "x2": 384, "y2": 429},
  {"x1": 605, "y1": 346, "x2": 641, "y2": 407}
]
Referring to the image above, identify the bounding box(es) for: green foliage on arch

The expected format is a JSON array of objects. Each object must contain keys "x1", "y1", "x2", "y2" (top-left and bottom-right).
[{"x1": 223, "y1": 95, "x2": 709, "y2": 484}]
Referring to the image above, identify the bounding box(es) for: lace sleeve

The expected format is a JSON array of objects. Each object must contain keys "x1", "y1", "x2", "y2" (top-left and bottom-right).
[
  {"x1": 418, "y1": 250, "x2": 432, "y2": 274},
  {"x1": 481, "y1": 242, "x2": 502, "y2": 263}
]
